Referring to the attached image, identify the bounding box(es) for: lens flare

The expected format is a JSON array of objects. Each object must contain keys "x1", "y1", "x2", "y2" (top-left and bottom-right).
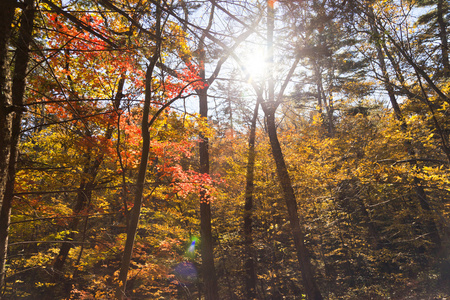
[
  {"x1": 172, "y1": 237, "x2": 200, "y2": 286},
  {"x1": 185, "y1": 236, "x2": 198, "y2": 258},
  {"x1": 187, "y1": 240, "x2": 196, "y2": 253},
  {"x1": 173, "y1": 261, "x2": 197, "y2": 284}
]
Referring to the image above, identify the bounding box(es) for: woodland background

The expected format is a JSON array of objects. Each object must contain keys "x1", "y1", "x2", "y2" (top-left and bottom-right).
[{"x1": 0, "y1": 0, "x2": 450, "y2": 299}]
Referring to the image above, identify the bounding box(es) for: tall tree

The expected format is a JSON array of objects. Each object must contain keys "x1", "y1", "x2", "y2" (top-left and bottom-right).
[
  {"x1": 116, "y1": 3, "x2": 163, "y2": 297},
  {"x1": 261, "y1": 2, "x2": 323, "y2": 299},
  {"x1": 179, "y1": 5, "x2": 260, "y2": 297},
  {"x1": 0, "y1": 0, "x2": 35, "y2": 287},
  {"x1": 0, "y1": 0, "x2": 16, "y2": 210},
  {"x1": 243, "y1": 97, "x2": 260, "y2": 299}
]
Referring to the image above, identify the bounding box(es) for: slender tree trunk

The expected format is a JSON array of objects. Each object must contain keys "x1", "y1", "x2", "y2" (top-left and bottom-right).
[
  {"x1": 263, "y1": 105, "x2": 323, "y2": 300},
  {"x1": 369, "y1": 19, "x2": 404, "y2": 125},
  {"x1": 114, "y1": 3, "x2": 164, "y2": 297},
  {"x1": 312, "y1": 61, "x2": 334, "y2": 136},
  {"x1": 116, "y1": 56, "x2": 159, "y2": 299},
  {"x1": 312, "y1": 62, "x2": 324, "y2": 127},
  {"x1": 0, "y1": 0, "x2": 34, "y2": 288},
  {"x1": 243, "y1": 99, "x2": 260, "y2": 299},
  {"x1": 197, "y1": 80, "x2": 219, "y2": 299},
  {"x1": 52, "y1": 162, "x2": 99, "y2": 272},
  {"x1": 324, "y1": 67, "x2": 334, "y2": 136},
  {"x1": 51, "y1": 63, "x2": 123, "y2": 277},
  {"x1": 264, "y1": 2, "x2": 323, "y2": 298}
]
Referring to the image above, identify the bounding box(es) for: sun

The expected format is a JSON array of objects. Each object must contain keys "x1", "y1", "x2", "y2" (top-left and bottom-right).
[{"x1": 241, "y1": 46, "x2": 267, "y2": 82}]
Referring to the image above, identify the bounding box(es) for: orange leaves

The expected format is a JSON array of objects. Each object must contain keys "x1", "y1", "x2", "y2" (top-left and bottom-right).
[
  {"x1": 148, "y1": 138, "x2": 220, "y2": 203},
  {"x1": 178, "y1": 61, "x2": 208, "y2": 91},
  {"x1": 171, "y1": 170, "x2": 219, "y2": 202},
  {"x1": 162, "y1": 62, "x2": 207, "y2": 100},
  {"x1": 46, "y1": 12, "x2": 107, "y2": 51},
  {"x1": 35, "y1": 9, "x2": 144, "y2": 124}
]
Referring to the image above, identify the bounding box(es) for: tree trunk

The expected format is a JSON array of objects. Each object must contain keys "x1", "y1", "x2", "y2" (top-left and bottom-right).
[
  {"x1": 116, "y1": 58, "x2": 158, "y2": 299},
  {"x1": 198, "y1": 83, "x2": 219, "y2": 299},
  {"x1": 263, "y1": 104, "x2": 323, "y2": 300},
  {"x1": 52, "y1": 163, "x2": 99, "y2": 273},
  {"x1": 52, "y1": 78, "x2": 125, "y2": 274},
  {"x1": 264, "y1": 2, "x2": 323, "y2": 298},
  {"x1": 243, "y1": 99, "x2": 260, "y2": 299},
  {"x1": 312, "y1": 60, "x2": 334, "y2": 136},
  {"x1": 0, "y1": 0, "x2": 34, "y2": 288},
  {"x1": 0, "y1": 0, "x2": 16, "y2": 223}
]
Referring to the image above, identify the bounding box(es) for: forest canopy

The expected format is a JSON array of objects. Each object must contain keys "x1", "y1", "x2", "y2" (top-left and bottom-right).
[{"x1": 0, "y1": 0, "x2": 449, "y2": 299}]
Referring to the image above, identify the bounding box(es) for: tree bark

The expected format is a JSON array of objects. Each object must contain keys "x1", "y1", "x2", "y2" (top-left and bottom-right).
[
  {"x1": 263, "y1": 2, "x2": 323, "y2": 298},
  {"x1": 243, "y1": 99, "x2": 260, "y2": 299},
  {"x1": 198, "y1": 77, "x2": 219, "y2": 300},
  {"x1": 52, "y1": 159, "x2": 101, "y2": 273},
  {"x1": 0, "y1": 0, "x2": 16, "y2": 222},
  {"x1": 192, "y1": 4, "x2": 220, "y2": 293},
  {"x1": 116, "y1": 38, "x2": 160, "y2": 298},
  {"x1": 0, "y1": 0, "x2": 34, "y2": 288},
  {"x1": 263, "y1": 105, "x2": 323, "y2": 300}
]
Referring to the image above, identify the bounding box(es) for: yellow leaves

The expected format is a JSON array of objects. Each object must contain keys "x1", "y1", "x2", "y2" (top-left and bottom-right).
[
  {"x1": 393, "y1": 175, "x2": 403, "y2": 183},
  {"x1": 194, "y1": 114, "x2": 214, "y2": 139},
  {"x1": 35, "y1": 282, "x2": 56, "y2": 288},
  {"x1": 326, "y1": 247, "x2": 346, "y2": 257},
  {"x1": 413, "y1": 164, "x2": 450, "y2": 190},
  {"x1": 22, "y1": 248, "x2": 59, "y2": 269},
  {"x1": 164, "y1": 22, "x2": 192, "y2": 58},
  {"x1": 407, "y1": 114, "x2": 421, "y2": 125},
  {"x1": 52, "y1": 230, "x2": 76, "y2": 240},
  {"x1": 311, "y1": 112, "x2": 323, "y2": 125},
  {"x1": 422, "y1": 166, "x2": 436, "y2": 173}
]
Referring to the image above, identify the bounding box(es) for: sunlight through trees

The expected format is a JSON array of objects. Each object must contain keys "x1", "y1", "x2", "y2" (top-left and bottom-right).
[{"x1": 0, "y1": 0, "x2": 449, "y2": 298}]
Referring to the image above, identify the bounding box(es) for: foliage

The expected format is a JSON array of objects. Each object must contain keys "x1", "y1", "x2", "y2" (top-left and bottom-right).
[{"x1": 1, "y1": 0, "x2": 450, "y2": 298}]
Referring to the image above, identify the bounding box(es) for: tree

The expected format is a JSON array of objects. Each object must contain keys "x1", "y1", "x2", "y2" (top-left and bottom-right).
[
  {"x1": 0, "y1": 0, "x2": 35, "y2": 287},
  {"x1": 0, "y1": 0, "x2": 17, "y2": 216},
  {"x1": 175, "y1": 4, "x2": 260, "y2": 297},
  {"x1": 260, "y1": 2, "x2": 323, "y2": 299}
]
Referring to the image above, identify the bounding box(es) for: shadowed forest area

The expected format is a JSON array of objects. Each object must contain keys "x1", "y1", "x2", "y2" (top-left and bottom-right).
[{"x1": 0, "y1": 0, "x2": 450, "y2": 299}]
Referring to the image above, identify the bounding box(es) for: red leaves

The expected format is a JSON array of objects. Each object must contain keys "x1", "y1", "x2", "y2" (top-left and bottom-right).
[
  {"x1": 172, "y1": 170, "x2": 219, "y2": 203},
  {"x1": 162, "y1": 61, "x2": 207, "y2": 99},
  {"x1": 46, "y1": 12, "x2": 107, "y2": 51},
  {"x1": 178, "y1": 61, "x2": 208, "y2": 90}
]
